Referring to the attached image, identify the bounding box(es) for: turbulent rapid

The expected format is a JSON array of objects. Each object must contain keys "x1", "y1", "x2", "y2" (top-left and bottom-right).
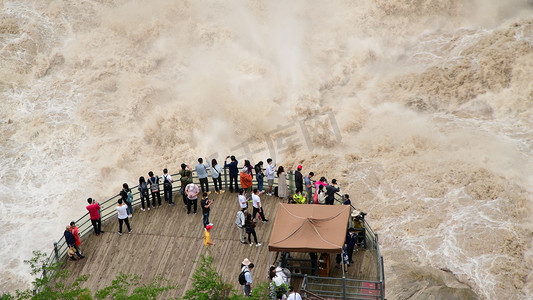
[{"x1": 1, "y1": 1, "x2": 532, "y2": 299}]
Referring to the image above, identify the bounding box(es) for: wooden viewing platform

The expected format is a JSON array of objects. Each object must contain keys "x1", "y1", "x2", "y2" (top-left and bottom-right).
[{"x1": 60, "y1": 190, "x2": 380, "y2": 299}]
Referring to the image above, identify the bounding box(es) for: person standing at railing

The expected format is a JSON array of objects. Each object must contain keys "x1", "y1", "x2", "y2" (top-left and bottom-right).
[
  {"x1": 179, "y1": 163, "x2": 193, "y2": 206},
  {"x1": 277, "y1": 166, "x2": 288, "y2": 200},
  {"x1": 116, "y1": 199, "x2": 132, "y2": 235},
  {"x1": 120, "y1": 183, "x2": 133, "y2": 217},
  {"x1": 240, "y1": 163, "x2": 253, "y2": 198},
  {"x1": 70, "y1": 221, "x2": 82, "y2": 254},
  {"x1": 210, "y1": 159, "x2": 224, "y2": 194},
  {"x1": 148, "y1": 171, "x2": 162, "y2": 207},
  {"x1": 254, "y1": 161, "x2": 265, "y2": 192},
  {"x1": 304, "y1": 172, "x2": 315, "y2": 204},
  {"x1": 265, "y1": 158, "x2": 275, "y2": 196},
  {"x1": 138, "y1": 176, "x2": 150, "y2": 211},
  {"x1": 224, "y1": 155, "x2": 239, "y2": 193},
  {"x1": 86, "y1": 198, "x2": 104, "y2": 235},
  {"x1": 313, "y1": 177, "x2": 328, "y2": 203},
  {"x1": 294, "y1": 165, "x2": 303, "y2": 194},
  {"x1": 195, "y1": 157, "x2": 210, "y2": 194},
  {"x1": 64, "y1": 225, "x2": 84, "y2": 260},
  {"x1": 162, "y1": 168, "x2": 174, "y2": 205},
  {"x1": 185, "y1": 182, "x2": 200, "y2": 214},
  {"x1": 325, "y1": 179, "x2": 340, "y2": 205}
]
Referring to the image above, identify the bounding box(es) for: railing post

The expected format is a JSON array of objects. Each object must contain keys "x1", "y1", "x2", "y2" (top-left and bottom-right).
[
  {"x1": 53, "y1": 242, "x2": 59, "y2": 261},
  {"x1": 288, "y1": 171, "x2": 295, "y2": 195},
  {"x1": 223, "y1": 167, "x2": 228, "y2": 190}
]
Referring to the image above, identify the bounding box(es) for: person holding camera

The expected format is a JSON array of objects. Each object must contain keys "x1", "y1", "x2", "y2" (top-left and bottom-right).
[
  {"x1": 224, "y1": 155, "x2": 239, "y2": 193},
  {"x1": 200, "y1": 192, "x2": 213, "y2": 228},
  {"x1": 86, "y1": 198, "x2": 104, "y2": 235}
]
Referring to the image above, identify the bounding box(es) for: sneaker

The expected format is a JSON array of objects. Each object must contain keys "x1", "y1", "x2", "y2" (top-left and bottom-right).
[
  {"x1": 194, "y1": 212, "x2": 197, "y2": 214},
  {"x1": 147, "y1": 207, "x2": 150, "y2": 211},
  {"x1": 256, "y1": 243, "x2": 262, "y2": 247},
  {"x1": 79, "y1": 255, "x2": 85, "y2": 259},
  {"x1": 129, "y1": 230, "x2": 132, "y2": 234},
  {"x1": 169, "y1": 203, "x2": 175, "y2": 206},
  {"x1": 207, "y1": 191, "x2": 211, "y2": 195},
  {"x1": 240, "y1": 241, "x2": 248, "y2": 244},
  {"x1": 70, "y1": 256, "x2": 77, "y2": 261},
  {"x1": 220, "y1": 190, "x2": 225, "y2": 194},
  {"x1": 262, "y1": 220, "x2": 269, "y2": 223},
  {"x1": 187, "y1": 212, "x2": 191, "y2": 215},
  {"x1": 141, "y1": 208, "x2": 145, "y2": 211},
  {"x1": 117, "y1": 232, "x2": 122, "y2": 236},
  {"x1": 249, "y1": 243, "x2": 253, "y2": 247}
]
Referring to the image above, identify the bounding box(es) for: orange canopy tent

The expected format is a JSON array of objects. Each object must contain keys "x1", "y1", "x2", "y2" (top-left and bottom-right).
[{"x1": 268, "y1": 203, "x2": 351, "y2": 253}]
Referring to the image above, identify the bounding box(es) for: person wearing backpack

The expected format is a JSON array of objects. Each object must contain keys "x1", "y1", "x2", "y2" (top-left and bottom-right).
[
  {"x1": 120, "y1": 183, "x2": 134, "y2": 217},
  {"x1": 162, "y1": 168, "x2": 174, "y2": 205},
  {"x1": 179, "y1": 163, "x2": 193, "y2": 206},
  {"x1": 148, "y1": 171, "x2": 162, "y2": 207},
  {"x1": 138, "y1": 176, "x2": 150, "y2": 211},
  {"x1": 239, "y1": 261, "x2": 254, "y2": 297}
]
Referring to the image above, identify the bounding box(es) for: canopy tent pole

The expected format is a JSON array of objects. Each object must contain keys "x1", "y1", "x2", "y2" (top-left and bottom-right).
[{"x1": 341, "y1": 251, "x2": 346, "y2": 299}]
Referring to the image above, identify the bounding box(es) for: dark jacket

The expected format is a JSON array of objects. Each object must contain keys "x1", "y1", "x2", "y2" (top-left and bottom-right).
[
  {"x1": 294, "y1": 171, "x2": 303, "y2": 188},
  {"x1": 64, "y1": 230, "x2": 76, "y2": 246},
  {"x1": 225, "y1": 160, "x2": 239, "y2": 176},
  {"x1": 326, "y1": 185, "x2": 340, "y2": 201},
  {"x1": 346, "y1": 232, "x2": 358, "y2": 248}
]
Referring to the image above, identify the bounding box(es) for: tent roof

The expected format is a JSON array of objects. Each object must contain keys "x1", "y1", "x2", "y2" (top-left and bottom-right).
[{"x1": 268, "y1": 204, "x2": 351, "y2": 253}]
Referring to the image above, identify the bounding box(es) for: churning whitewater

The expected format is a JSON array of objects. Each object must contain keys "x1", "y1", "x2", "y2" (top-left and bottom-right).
[{"x1": 1, "y1": 1, "x2": 532, "y2": 299}]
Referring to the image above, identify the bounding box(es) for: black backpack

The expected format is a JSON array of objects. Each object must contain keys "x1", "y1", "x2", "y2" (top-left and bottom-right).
[{"x1": 238, "y1": 270, "x2": 249, "y2": 285}]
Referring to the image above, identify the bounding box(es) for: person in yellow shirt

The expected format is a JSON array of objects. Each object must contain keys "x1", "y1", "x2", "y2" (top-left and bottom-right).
[{"x1": 204, "y1": 223, "x2": 215, "y2": 246}]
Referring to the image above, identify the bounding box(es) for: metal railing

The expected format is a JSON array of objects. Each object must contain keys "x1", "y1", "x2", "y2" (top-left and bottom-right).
[
  {"x1": 36, "y1": 165, "x2": 384, "y2": 299},
  {"x1": 302, "y1": 275, "x2": 384, "y2": 300}
]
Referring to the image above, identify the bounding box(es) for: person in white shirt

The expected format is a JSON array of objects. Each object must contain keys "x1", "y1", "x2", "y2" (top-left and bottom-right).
[
  {"x1": 116, "y1": 199, "x2": 131, "y2": 235},
  {"x1": 238, "y1": 189, "x2": 248, "y2": 210},
  {"x1": 242, "y1": 263, "x2": 254, "y2": 297},
  {"x1": 287, "y1": 286, "x2": 302, "y2": 300},
  {"x1": 252, "y1": 189, "x2": 268, "y2": 222},
  {"x1": 265, "y1": 158, "x2": 276, "y2": 196}
]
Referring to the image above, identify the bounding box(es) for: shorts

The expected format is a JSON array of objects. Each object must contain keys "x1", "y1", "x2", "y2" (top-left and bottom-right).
[{"x1": 268, "y1": 179, "x2": 274, "y2": 187}]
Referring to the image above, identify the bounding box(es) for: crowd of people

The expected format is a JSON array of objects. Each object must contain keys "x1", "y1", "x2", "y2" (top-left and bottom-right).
[{"x1": 67, "y1": 155, "x2": 352, "y2": 298}]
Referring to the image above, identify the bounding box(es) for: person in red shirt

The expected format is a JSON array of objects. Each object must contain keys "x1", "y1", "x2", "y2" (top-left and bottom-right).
[
  {"x1": 70, "y1": 221, "x2": 82, "y2": 253},
  {"x1": 86, "y1": 198, "x2": 104, "y2": 235}
]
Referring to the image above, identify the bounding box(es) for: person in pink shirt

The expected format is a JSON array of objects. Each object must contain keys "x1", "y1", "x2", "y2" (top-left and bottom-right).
[
  {"x1": 313, "y1": 177, "x2": 329, "y2": 204},
  {"x1": 86, "y1": 198, "x2": 104, "y2": 235}
]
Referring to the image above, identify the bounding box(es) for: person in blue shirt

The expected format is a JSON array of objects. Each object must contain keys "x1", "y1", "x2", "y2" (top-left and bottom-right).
[
  {"x1": 224, "y1": 155, "x2": 239, "y2": 193},
  {"x1": 195, "y1": 157, "x2": 210, "y2": 193}
]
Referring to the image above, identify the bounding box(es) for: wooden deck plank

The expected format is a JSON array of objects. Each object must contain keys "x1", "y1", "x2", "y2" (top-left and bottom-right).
[{"x1": 60, "y1": 192, "x2": 377, "y2": 298}]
